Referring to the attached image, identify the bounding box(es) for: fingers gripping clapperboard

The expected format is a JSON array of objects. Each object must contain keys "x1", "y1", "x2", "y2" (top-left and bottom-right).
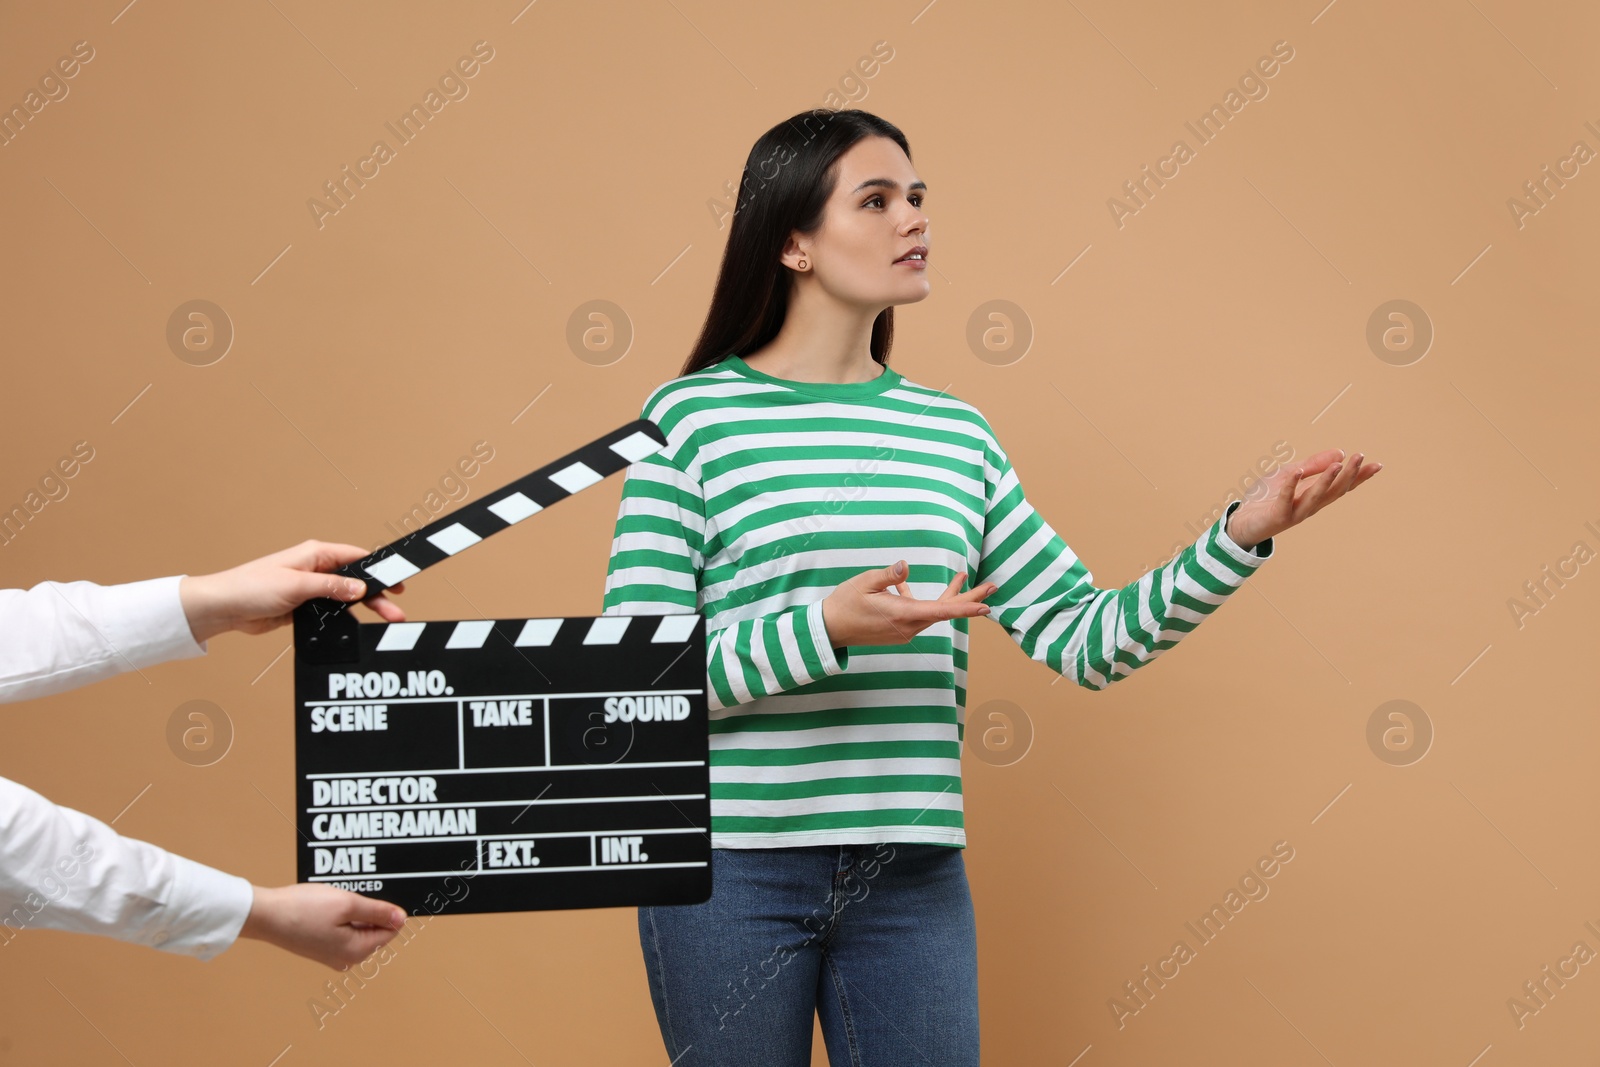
[{"x1": 290, "y1": 420, "x2": 711, "y2": 915}]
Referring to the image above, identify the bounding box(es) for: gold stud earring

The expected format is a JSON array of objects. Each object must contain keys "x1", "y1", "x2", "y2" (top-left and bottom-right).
[{"x1": 798, "y1": 259, "x2": 807, "y2": 270}]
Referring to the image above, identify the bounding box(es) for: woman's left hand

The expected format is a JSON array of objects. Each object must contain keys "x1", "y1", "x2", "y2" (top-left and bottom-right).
[
  {"x1": 1225, "y1": 449, "x2": 1382, "y2": 551},
  {"x1": 179, "y1": 540, "x2": 408, "y2": 643}
]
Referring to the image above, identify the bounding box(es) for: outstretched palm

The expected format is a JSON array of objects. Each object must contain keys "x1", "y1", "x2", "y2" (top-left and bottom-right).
[{"x1": 1226, "y1": 449, "x2": 1382, "y2": 550}]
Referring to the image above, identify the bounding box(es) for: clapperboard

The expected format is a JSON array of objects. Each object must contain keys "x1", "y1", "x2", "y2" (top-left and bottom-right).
[{"x1": 290, "y1": 420, "x2": 711, "y2": 915}]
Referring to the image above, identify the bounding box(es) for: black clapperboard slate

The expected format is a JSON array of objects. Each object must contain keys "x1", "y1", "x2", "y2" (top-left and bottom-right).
[{"x1": 290, "y1": 420, "x2": 711, "y2": 915}]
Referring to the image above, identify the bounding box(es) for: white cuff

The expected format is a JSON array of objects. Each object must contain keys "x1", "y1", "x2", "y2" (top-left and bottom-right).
[
  {"x1": 148, "y1": 856, "x2": 253, "y2": 961},
  {"x1": 805, "y1": 598, "x2": 850, "y2": 675},
  {"x1": 0, "y1": 575, "x2": 208, "y2": 704},
  {"x1": 1213, "y1": 500, "x2": 1275, "y2": 565},
  {"x1": 98, "y1": 574, "x2": 209, "y2": 666}
]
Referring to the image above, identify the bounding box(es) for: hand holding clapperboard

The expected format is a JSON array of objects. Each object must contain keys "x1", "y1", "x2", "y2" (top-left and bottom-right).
[{"x1": 290, "y1": 420, "x2": 711, "y2": 916}]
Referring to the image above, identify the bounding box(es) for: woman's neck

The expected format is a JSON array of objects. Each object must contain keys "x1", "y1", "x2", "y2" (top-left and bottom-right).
[{"x1": 740, "y1": 296, "x2": 884, "y2": 384}]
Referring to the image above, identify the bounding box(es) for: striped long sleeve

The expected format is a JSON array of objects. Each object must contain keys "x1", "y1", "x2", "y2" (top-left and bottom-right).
[
  {"x1": 601, "y1": 449, "x2": 851, "y2": 712},
  {"x1": 973, "y1": 431, "x2": 1274, "y2": 691},
  {"x1": 595, "y1": 355, "x2": 1276, "y2": 848}
]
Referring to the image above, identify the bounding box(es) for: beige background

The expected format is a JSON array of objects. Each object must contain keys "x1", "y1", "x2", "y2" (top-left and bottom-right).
[{"x1": 2, "y1": 0, "x2": 1596, "y2": 1063}]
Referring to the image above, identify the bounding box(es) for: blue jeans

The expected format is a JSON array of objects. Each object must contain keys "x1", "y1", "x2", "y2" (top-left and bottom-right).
[{"x1": 638, "y1": 843, "x2": 979, "y2": 1066}]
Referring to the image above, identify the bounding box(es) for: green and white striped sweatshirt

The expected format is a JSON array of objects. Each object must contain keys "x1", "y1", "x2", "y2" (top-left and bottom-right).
[{"x1": 601, "y1": 354, "x2": 1275, "y2": 849}]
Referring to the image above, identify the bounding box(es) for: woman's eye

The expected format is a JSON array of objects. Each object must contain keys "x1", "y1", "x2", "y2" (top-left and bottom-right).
[{"x1": 864, "y1": 194, "x2": 924, "y2": 208}]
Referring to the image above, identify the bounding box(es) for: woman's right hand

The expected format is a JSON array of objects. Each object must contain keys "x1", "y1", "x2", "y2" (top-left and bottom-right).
[
  {"x1": 238, "y1": 883, "x2": 407, "y2": 970},
  {"x1": 820, "y1": 560, "x2": 997, "y2": 648}
]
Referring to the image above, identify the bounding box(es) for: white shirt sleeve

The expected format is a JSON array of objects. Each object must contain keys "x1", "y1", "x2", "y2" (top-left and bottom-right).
[
  {"x1": 0, "y1": 575, "x2": 208, "y2": 704},
  {"x1": 0, "y1": 777, "x2": 254, "y2": 960},
  {"x1": 0, "y1": 574, "x2": 254, "y2": 959}
]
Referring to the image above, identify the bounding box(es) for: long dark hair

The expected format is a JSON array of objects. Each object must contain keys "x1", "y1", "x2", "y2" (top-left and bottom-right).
[{"x1": 679, "y1": 108, "x2": 912, "y2": 379}]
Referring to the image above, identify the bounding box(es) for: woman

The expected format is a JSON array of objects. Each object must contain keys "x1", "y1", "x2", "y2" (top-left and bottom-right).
[{"x1": 601, "y1": 108, "x2": 1379, "y2": 1066}]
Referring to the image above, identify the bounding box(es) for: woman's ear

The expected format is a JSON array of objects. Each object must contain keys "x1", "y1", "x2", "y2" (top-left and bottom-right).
[{"x1": 779, "y1": 234, "x2": 810, "y2": 273}]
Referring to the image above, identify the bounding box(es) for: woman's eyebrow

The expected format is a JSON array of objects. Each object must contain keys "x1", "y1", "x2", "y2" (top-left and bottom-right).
[{"x1": 850, "y1": 178, "x2": 928, "y2": 194}]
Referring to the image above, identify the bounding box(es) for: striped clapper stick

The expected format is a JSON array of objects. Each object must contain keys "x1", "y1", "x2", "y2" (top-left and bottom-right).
[{"x1": 290, "y1": 419, "x2": 711, "y2": 914}]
